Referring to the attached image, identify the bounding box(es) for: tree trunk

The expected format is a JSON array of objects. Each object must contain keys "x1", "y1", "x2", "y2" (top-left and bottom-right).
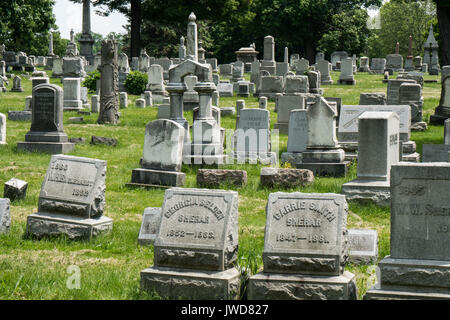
[
  {"x1": 437, "y1": 1, "x2": 450, "y2": 66},
  {"x1": 305, "y1": 39, "x2": 315, "y2": 63},
  {"x1": 130, "y1": 0, "x2": 141, "y2": 58}
]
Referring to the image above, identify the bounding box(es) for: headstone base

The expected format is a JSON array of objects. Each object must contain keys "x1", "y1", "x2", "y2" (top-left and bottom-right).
[
  {"x1": 248, "y1": 271, "x2": 357, "y2": 300},
  {"x1": 8, "y1": 111, "x2": 32, "y2": 121},
  {"x1": 337, "y1": 78, "x2": 356, "y2": 85},
  {"x1": 364, "y1": 286, "x2": 450, "y2": 300},
  {"x1": 182, "y1": 154, "x2": 228, "y2": 166},
  {"x1": 140, "y1": 266, "x2": 241, "y2": 300},
  {"x1": 26, "y1": 212, "x2": 113, "y2": 240},
  {"x1": 183, "y1": 101, "x2": 199, "y2": 111},
  {"x1": 402, "y1": 152, "x2": 420, "y2": 162},
  {"x1": 64, "y1": 100, "x2": 83, "y2": 111},
  {"x1": 259, "y1": 92, "x2": 282, "y2": 101},
  {"x1": 429, "y1": 114, "x2": 449, "y2": 125},
  {"x1": 341, "y1": 179, "x2": 391, "y2": 207},
  {"x1": 302, "y1": 148, "x2": 345, "y2": 163},
  {"x1": 230, "y1": 151, "x2": 278, "y2": 165},
  {"x1": 17, "y1": 141, "x2": 75, "y2": 154},
  {"x1": 321, "y1": 79, "x2": 334, "y2": 85},
  {"x1": 280, "y1": 152, "x2": 303, "y2": 166},
  {"x1": 129, "y1": 168, "x2": 185, "y2": 188},
  {"x1": 295, "y1": 161, "x2": 350, "y2": 177}
]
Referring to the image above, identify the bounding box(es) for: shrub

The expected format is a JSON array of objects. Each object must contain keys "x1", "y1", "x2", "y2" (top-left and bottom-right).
[
  {"x1": 124, "y1": 71, "x2": 148, "y2": 95},
  {"x1": 82, "y1": 70, "x2": 101, "y2": 93}
]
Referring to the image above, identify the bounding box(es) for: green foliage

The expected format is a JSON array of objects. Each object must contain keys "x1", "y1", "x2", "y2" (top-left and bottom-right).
[
  {"x1": 83, "y1": 70, "x2": 101, "y2": 93},
  {"x1": 0, "y1": 0, "x2": 56, "y2": 56},
  {"x1": 75, "y1": 32, "x2": 104, "y2": 55},
  {"x1": 52, "y1": 31, "x2": 70, "y2": 57},
  {"x1": 124, "y1": 71, "x2": 148, "y2": 95},
  {"x1": 373, "y1": 0, "x2": 436, "y2": 58}
]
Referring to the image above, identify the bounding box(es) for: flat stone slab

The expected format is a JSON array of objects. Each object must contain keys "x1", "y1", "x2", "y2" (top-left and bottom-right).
[
  {"x1": 341, "y1": 180, "x2": 391, "y2": 207},
  {"x1": 140, "y1": 266, "x2": 241, "y2": 300},
  {"x1": 260, "y1": 168, "x2": 314, "y2": 188},
  {"x1": 280, "y1": 152, "x2": 303, "y2": 166},
  {"x1": 138, "y1": 207, "x2": 162, "y2": 246},
  {"x1": 422, "y1": 144, "x2": 450, "y2": 162},
  {"x1": 364, "y1": 285, "x2": 450, "y2": 300},
  {"x1": 26, "y1": 212, "x2": 113, "y2": 240},
  {"x1": 197, "y1": 169, "x2": 247, "y2": 188},
  {"x1": 3, "y1": 178, "x2": 28, "y2": 201},
  {"x1": 247, "y1": 271, "x2": 357, "y2": 300},
  {"x1": 90, "y1": 136, "x2": 117, "y2": 147},
  {"x1": 129, "y1": 168, "x2": 185, "y2": 188}
]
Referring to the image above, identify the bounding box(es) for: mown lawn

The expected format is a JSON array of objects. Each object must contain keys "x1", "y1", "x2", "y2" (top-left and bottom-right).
[{"x1": 0, "y1": 68, "x2": 445, "y2": 300}]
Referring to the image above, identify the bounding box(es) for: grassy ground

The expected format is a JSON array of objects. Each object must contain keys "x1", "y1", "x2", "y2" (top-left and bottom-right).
[{"x1": 0, "y1": 68, "x2": 445, "y2": 300}]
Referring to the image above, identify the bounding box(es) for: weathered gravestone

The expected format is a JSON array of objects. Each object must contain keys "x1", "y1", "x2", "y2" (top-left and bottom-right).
[
  {"x1": 370, "y1": 58, "x2": 387, "y2": 74},
  {"x1": 217, "y1": 81, "x2": 233, "y2": 97},
  {"x1": 386, "y1": 79, "x2": 416, "y2": 105},
  {"x1": 0, "y1": 198, "x2": 10, "y2": 235},
  {"x1": 386, "y1": 54, "x2": 404, "y2": 72},
  {"x1": 147, "y1": 64, "x2": 168, "y2": 103},
  {"x1": 341, "y1": 112, "x2": 400, "y2": 207},
  {"x1": 25, "y1": 155, "x2": 113, "y2": 240},
  {"x1": 422, "y1": 143, "x2": 450, "y2": 162},
  {"x1": 63, "y1": 78, "x2": 83, "y2": 111},
  {"x1": 140, "y1": 188, "x2": 240, "y2": 300},
  {"x1": 259, "y1": 75, "x2": 284, "y2": 100},
  {"x1": 359, "y1": 93, "x2": 386, "y2": 105},
  {"x1": 138, "y1": 207, "x2": 162, "y2": 246},
  {"x1": 281, "y1": 109, "x2": 308, "y2": 166},
  {"x1": 233, "y1": 108, "x2": 277, "y2": 165},
  {"x1": 338, "y1": 58, "x2": 356, "y2": 85},
  {"x1": 182, "y1": 75, "x2": 199, "y2": 111},
  {"x1": 248, "y1": 192, "x2": 357, "y2": 300},
  {"x1": 296, "y1": 97, "x2": 349, "y2": 177},
  {"x1": 0, "y1": 113, "x2": 5, "y2": 145},
  {"x1": 274, "y1": 95, "x2": 305, "y2": 134},
  {"x1": 364, "y1": 162, "x2": 450, "y2": 299},
  {"x1": 445, "y1": 118, "x2": 450, "y2": 144},
  {"x1": 317, "y1": 60, "x2": 333, "y2": 85},
  {"x1": 128, "y1": 119, "x2": 185, "y2": 188},
  {"x1": 11, "y1": 75, "x2": 24, "y2": 92},
  {"x1": 348, "y1": 229, "x2": 378, "y2": 264},
  {"x1": 17, "y1": 84, "x2": 75, "y2": 154},
  {"x1": 4, "y1": 178, "x2": 28, "y2": 201},
  {"x1": 359, "y1": 56, "x2": 370, "y2": 72}
]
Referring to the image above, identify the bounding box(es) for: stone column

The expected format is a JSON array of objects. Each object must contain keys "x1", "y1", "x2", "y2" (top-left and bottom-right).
[
  {"x1": 97, "y1": 39, "x2": 120, "y2": 124},
  {"x1": 186, "y1": 12, "x2": 198, "y2": 62},
  {"x1": 284, "y1": 47, "x2": 288, "y2": 63},
  {"x1": 79, "y1": 0, "x2": 95, "y2": 65},
  {"x1": 48, "y1": 33, "x2": 54, "y2": 56},
  {"x1": 179, "y1": 36, "x2": 186, "y2": 60}
]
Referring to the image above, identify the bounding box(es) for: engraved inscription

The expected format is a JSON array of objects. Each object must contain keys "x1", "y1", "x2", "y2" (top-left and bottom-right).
[
  {"x1": 32, "y1": 88, "x2": 57, "y2": 132},
  {"x1": 164, "y1": 198, "x2": 224, "y2": 221}
]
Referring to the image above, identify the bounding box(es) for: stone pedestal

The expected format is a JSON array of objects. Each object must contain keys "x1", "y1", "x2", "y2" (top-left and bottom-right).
[
  {"x1": 26, "y1": 212, "x2": 113, "y2": 240},
  {"x1": 141, "y1": 266, "x2": 241, "y2": 300},
  {"x1": 128, "y1": 168, "x2": 185, "y2": 188}
]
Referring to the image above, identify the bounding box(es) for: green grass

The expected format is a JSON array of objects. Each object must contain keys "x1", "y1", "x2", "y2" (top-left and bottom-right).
[{"x1": 0, "y1": 68, "x2": 446, "y2": 300}]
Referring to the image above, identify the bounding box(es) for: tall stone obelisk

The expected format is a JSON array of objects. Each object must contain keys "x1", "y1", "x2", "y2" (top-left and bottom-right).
[{"x1": 79, "y1": 0, "x2": 95, "y2": 65}]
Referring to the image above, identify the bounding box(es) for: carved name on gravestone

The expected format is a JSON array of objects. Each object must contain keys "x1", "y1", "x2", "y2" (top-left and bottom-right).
[
  {"x1": 338, "y1": 105, "x2": 410, "y2": 142},
  {"x1": 26, "y1": 155, "x2": 113, "y2": 240},
  {"x1": 263, "y1": 192, "x2": 348, "y2": 275},
  {"x1": 154, "y1": 188, "x2": 239, "y2": 271}
]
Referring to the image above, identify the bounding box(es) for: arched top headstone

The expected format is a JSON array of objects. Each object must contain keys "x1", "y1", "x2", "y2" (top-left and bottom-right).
[{"x1": 168, "y1": 59, "x2": 212, "y2": 83}]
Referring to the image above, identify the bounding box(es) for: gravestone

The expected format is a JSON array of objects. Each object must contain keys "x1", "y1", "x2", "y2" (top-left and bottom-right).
[
  {"x1": 0, "y1": 113, "x2": 5, "y2": 145},
  {"x1": 296, "y1": 97, "x2": 348, "y2": 177},
  {"x1": 138, "y1": 49, "x2": 150, "y2": 72},
  {"x1": 0, "y1": 198, "x2": 10, "y2": 235},
  {"x1": 17, "y1": 84, "x2": 75, "y2": 154},
  {"x1": 197, "y1": 169, "x2": 247, "y2": 188},
  {"x1": 259, "y1": 97, "x2": 268, "y2": 109},
  {"x1": 219, "y1": 64, "x2": 233, "y2": 76},
  {"x1": 62, "y1": 56, "x2": 86, "y2": 78},
  {"x1": 233, "y1": 108, "x2": 276, "y2": 165},
  {"x1": 430, "y1": 75, "x2": 450, "y2": 125},
  {"x1": 348, "y1": 229, "x2": 378, "y2": 264},
  {"x1": 140, "y1": 188, "x2": 240, "y2": 300},
  {"x1": 63, "y1": 78, "x2": 83, "y2": 111},
  {"x1": 274, "y1": 95, "x2": 305, "y2": 134},
  {"x1": 25, "y1": 155, "x2": 113, "y2": 240},
  {"x1": 365, "y1": 162, "x2": 450, "y2": 299},
  {"x1": 342, "y1": 112, "x2": 400, "y2": 206},
  {"x1": 422, "y1": 144, "x2": 450, "y2": 162},
  {"x1": 91, "y1": 95, "x2": 100, "y2": 113},
  {"x1": 359, "y1": 93, "x2": 386, "y2": 105},
  {"x1": 399, "y1": 82, "x2": 424, "y2": 123},
  {"x1": 295, "y1": 58, "x2": 309, "y2": 75},
  {"x1": 359, "y1": 57, "x2": 370, "y2": 72},
  {"x1": 0, "y1": 77, "x2": 7, "y2": 92},
  {"x1": 248, "y1": 192, "x2": 356, "y2": 300},
  {"x1": 370, "y1": 58, "x2": 386, "y2": 74},
  {"x1": 138, "y1": 207, "x2": 162, "y2": 245},
  {"x1": 259, "y1": 75, "x2": 284, "y2": 100},
  {"x1": 32, "y1": 77, "x2": 50, "y2": 90},
  {"x1": 135, "y1": 98, "x2": 145, "y2": 109},
  {"x1": 386, "y1": 79, "x2": 417, "y2": 105},
  {"x1": 4, "y1": 178, "x2": 28, "y2": 201},
  {"x1": 307, "y1": 71, "x2": 322, "y2": 94},
  {"x1": 11, "y1": 75, "x2": 24, "y2": 92},
  {"x1": 119, "y1": 92, "x2": 128, "y2": 109},
  {"x1": 386, "y1": 54, "x2": 404, "y2": 72},
  {"x1": 331, "y1": 51, "x2": 348, "y2": 69},
  {"x1": 260, "y1": 35, "x2": 276, "y2": 75},
  {"x1": 143, "y1": 91, "x2": 153, "y2": 107},
  {"x1": 338, "y1": 58, "x2": 356, "y2": 85},
  {"x1": 317, "y1": 60, "x2": 333, "y2": 85},
  {"x1": 281, "y1": 109, "x2": 308, "y2": 166},
  {"x1": 183, "y1": 75, "x2": 199, "y2": 111},
  {"x1": 129, "y1": 119, "x2": 185, "y2": 188},
  {"x1": 217, "y1": 81, "x2": 233, "y2": 97},
  {"x1": 147, "y1": 64, "x2": 168, "y2": 103},
  {"x1": 445, "y1": 119, "x2": 450, "y2": 144},
  {"x1": 157, "y1": 97, "x2": 171, "y2": 119}
]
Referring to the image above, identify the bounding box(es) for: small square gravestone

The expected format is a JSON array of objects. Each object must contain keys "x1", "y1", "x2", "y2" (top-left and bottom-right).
[
  {"x1": 247, "y1": 192, "x2": 357, "y2": 300},
  {"x1": 140, "y1": 188, "x2": 241, "y2": 300},
  {"x1": 347, "y1": 229, "x2": 378, "y2": 264},
  {"x1": 25, "y1": 155, "x2": 113, "y2": 240},
  {"x1": 138, "y1": 207, "x2": 162, "y2": 245},
  {"x1": 0, "y1": 198, "x2": 11, "y2": 235},
  {"x1": 281, "y1": 109, "x2": 308, "y2": 166},
  {"x1": 365, "y1": 162, "x2": 450, "y2": 299},
  {"x1": 4, "y1": 178, "x2": 28, "y2": 201}
]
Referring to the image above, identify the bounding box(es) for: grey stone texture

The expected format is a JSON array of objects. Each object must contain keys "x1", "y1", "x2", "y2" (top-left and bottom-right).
[
  {"x1": 90, "y1": 136, "x2": 117, "y2": 147},
  {"x1": 359, "y1": 93, "x2": 386, "y2": 105},
  {"x1": 4, "y1": 178, "x2": 28, "y2": 201},
  {"x1": 430, "y1": 75, "x2": 450, "y2": 125},
  {"x1": 260, "y1": 168, "x2": 314, "y2": 188},
  {"x1": 25, "y1": 155, "x2": 113, "y2": 240},
  {"x1": 138, "y1": 207, "x2": 162, "y2": 245},
  {"x1": 0, "y1": 113, "x2": 5, "y2": 144},
  {"x1": 197, "y1": 169, "x2": 247, "y2": 188},
  {"x1": 422, "y1": 144, "x2": 450, "y2": 162},
  {"x1": 348, "y1": 229, "x2": 378, "y2": 264},
  {"x1": 445, "y1": 119, "x2": 450, "y2": 144},
  {"x1": 274, "y1": 95, "x2": 305, "y2": 134},
  {"x1": 0, "y1": 198, "x2": 10, "y2": 234}
]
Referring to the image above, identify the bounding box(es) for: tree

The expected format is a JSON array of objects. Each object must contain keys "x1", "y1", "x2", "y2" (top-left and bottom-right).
[
  {"x1": 375, "y1": 0, "x2": 436, "y2": 58},
  {"x1": 0, "y1": 0, "x2": 56, "y2": 56}
]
